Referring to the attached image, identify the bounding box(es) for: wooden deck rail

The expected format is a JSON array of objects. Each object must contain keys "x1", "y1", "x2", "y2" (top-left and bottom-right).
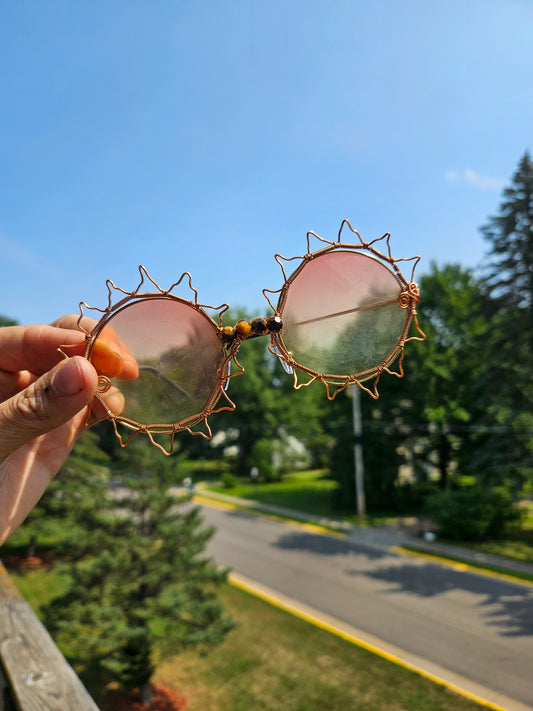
[{"x1": 0, "y1": 562, "x2": 99, "y2": 710}]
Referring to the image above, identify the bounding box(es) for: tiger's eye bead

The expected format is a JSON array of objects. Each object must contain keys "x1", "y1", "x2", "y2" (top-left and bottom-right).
[
  {"x1": 251, "y1": 317, "x2": 267, "y2": 335},
  {"x1": 266, "y1": 315, "x2": 283, "y2": 333},
  {"x1": 235, "y1": 319, "x2": 253, "y2": 337},
  {"x1": 221, "y1": 325, "x2": 236, "y2": 341}
]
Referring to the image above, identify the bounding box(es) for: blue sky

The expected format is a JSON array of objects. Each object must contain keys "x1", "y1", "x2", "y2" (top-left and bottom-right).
[{"x1": 1, "y1": 0, "x2": 532, "y2": 325}]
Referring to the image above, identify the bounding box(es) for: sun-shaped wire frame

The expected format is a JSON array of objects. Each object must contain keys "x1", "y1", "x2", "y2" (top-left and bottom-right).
[
  {"x1": 263, "y1": 219, "x2": 425, "y2": 400},
  {"x1": 70, "y1": 221, "x2": 424, "y2": 453},
  {"x1": 75, "y1": 266, "x2": 242, "y2": 454}
]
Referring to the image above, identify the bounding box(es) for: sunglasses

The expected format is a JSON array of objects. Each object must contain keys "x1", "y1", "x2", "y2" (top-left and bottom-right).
[{"x1": 69, "y1": 220, "x2": 425, "y2": 453}]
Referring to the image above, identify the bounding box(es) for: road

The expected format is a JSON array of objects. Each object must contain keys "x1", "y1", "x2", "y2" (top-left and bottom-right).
[{"x1": 201, "y1": 502, "x2": 533, "y2": 711}]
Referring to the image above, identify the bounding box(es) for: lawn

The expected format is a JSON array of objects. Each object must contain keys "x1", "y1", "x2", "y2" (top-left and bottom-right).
[
  {"x1": 9, "y1": 566, "x2": 484, "y2": 711},
  {"x1": 209, "y1": 469, "x2": 343, "y2": 519}
]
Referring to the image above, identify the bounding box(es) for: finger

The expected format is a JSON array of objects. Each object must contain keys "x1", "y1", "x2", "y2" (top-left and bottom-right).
[
  {"x1": 0, "y1": 370, "x2": 37, "y2": 402},
  {"x1": 0, "y1": 413, "x2": 85, "y2": 545},
  {"x1": 0, "y1": 356, "x2": 98, "y2": 463},
  {"x1": 53, "y1": 315, "x2": 139, "y2": 381},
  {"x1": 0, "y1": 325, "x2": 87, "y2": 374},
  {"x1": 92, "y1": 331, "x2": 139, "y2": 381},
  {"x1": 90, "y1": 386, "x2": 126, "y2": 420},
  {"x1": 51, "y1": 313, "x2": 98, "y2": 333}
]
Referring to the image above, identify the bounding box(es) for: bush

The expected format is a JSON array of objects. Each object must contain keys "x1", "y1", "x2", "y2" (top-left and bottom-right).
[
  {"x1": 425, "y1": 487, "x2": 522, "y2": 542},
  {"x1": 221, "y1": 472, "x2": 239, "y2": 489},
  {"x1": 249, "y1": 438, "x2": 279, "y2": 482}
]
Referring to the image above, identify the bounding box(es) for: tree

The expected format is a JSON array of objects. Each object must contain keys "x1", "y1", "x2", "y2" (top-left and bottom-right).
[
  {"x1": 211, "y1": 308, "x2": 328, "y2": 477},
  {"x1": 476, "y1": 152, "x2": 533, "y2": 491},
  {"x1": 21, "y1": 429, "x2": 110, "y2": 556},
  {"x1": 328, "y1": 263, "x2": 489, "y2": 513},
  {"x1": 401, "y1": 263, "x2": 489, "y2": 490},
  {"x1": 329, "y1": 377, "x2": 408, "y2": 514},
  {"x1": 44, "y1": 435, "x2": 233, "y2": 706},
  {"x1": 482, "y1": 151, "x2": 533, "y2": 330}
]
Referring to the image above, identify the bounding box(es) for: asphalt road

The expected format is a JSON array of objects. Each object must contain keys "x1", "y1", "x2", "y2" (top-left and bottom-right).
[{"x1": 201, "y1": 503, "x2": 533, "y2": 711}]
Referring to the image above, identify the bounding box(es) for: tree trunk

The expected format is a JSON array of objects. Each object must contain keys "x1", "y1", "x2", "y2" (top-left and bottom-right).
[
  {"x1": 140, "y1": 681, "x2": 153, "y2": 707},
  {"x1": 26, "y1": 534, "x2": 37, "y2": 558}
]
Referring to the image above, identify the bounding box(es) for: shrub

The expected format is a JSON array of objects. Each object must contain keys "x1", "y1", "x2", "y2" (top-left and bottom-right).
[
  {"x1": 249, "y1": 438, "x2": 279, "y2": 482},
  {"x1": 221, "y1": 472, "x2": 239, "y2": 489},
  {"x1": 425, "y1": 487, "x2": 522, "y2": 541}
]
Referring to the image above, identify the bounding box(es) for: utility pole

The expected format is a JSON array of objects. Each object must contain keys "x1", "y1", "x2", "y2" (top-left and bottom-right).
[{"x1": 351, "y1": 384, "x2": 366, "y2": 519}]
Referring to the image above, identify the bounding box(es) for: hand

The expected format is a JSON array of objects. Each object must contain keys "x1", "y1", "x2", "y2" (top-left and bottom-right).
[{"x1": 0, "y1": 321, "x2": 98, "y2": 545}]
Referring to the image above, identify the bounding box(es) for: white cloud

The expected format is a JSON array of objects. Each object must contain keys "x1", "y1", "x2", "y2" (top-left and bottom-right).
[{"x1": 445, "y1": 168, "x2": 504, "y2": 191}]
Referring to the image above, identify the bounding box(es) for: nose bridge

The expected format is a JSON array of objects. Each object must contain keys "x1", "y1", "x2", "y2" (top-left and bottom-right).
[{"x1": 221, "y1": 315, "x2": 283, "y2": 346}]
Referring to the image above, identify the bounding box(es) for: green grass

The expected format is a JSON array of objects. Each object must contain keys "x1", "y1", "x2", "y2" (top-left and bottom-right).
[
  {"x1": 438, "y1": 502, "x2": 533, "y2": 565},
  {"x1": 9, "y1": 567, "x2": 485, "y2": 711},
  {"x1": 8, "y1": 566, "x2": 70, "y2": 605},
  {"x1": 401, "y1": 544, "x2": 533, "y2": 584},
  {"x1": 208, "y1": 470, "x2": 417, "y2": 527},
  {"x1": 179, "y1": 458, "x2": 233, "y2": 480},
  {"x1": 209, "y1": 469, "x2": 341, "y2": 518},
  {"x1": 157, "y1": 582, "x2": 485, "y2": 711},
  {"x1": 452, "y1": 535, "x2": 533, "y2": 565}
]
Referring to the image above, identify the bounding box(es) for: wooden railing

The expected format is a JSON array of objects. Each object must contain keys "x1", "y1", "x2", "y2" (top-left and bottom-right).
[{"x1": 0, "y1": 562, "x2": 99, "y2": 710}]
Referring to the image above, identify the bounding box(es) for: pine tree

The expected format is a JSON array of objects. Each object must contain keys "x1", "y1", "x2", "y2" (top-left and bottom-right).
[
  {"x1": 44, "y1": 435, "x2": 233, "y2": 706},
  {"x1": 482, "y1": 151, "x2": 533, "y2": 325},
  {"x1": 21, "y1": 429, "x2": 111, "y2": 557},
  {"x1": 477, "y1": 152, "x2": 533, "y2": 491}
]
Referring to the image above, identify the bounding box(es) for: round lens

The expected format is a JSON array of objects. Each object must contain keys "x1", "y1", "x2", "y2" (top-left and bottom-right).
[
  {"x1": 89, "y1": 298, "x2": 225, "y2": 429},
  {"x1": 278, "y1": 251, "x2": 410, "y2": 379}
]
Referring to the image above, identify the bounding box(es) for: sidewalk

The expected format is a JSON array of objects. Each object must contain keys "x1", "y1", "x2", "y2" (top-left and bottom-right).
[{"x1": 195, "y1": 486, "x2": 533, "y2": 578}]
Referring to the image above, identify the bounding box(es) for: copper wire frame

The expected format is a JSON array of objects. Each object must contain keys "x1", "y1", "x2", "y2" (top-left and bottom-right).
[
  {"x1": 73, "y1": 220, "x2": 425, "y2": 454},
  {"x1": 264, "y1": 219, "x2": 425, "y2": 400}
]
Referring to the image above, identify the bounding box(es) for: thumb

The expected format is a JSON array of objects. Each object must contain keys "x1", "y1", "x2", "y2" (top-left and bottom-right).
[{"x1": 0, "y1": 356, "x2": 98, "y2": 461}]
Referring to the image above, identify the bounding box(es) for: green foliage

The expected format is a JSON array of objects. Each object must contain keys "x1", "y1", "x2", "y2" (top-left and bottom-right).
[
  {"x1": 471, "y1": 151, "x2": 533, "y2": 491},
  {"x1": 400, "y1": 263, "x2": 488, "y2": 490},
  {"x1": 329, "y1": 379, "x2": 407, "y2": 514},
  {"x1": 43, "y1": 435, "x2": 234, "y2": 697},
  {"x1": 21, "y1": 430, "x2": 110, "y2": 555},
  {"x1": 425, "y1": 487, "x2": 523, "y2": 541},
  {"x1": 482, "y1": 151, "x2": 533, "y2": 317},
  {"x1": 0, "y1": 314, "x2": 17, "y2": 326},
  {"x1": 249, "y1": 438, "x2": 278, "y2": 481},
  {"x1": 221, "y1": 472, "x2": 239, "y2": 489},
  {"x1": 213, "y1": 308, "x2": 328, "y2": 475}
]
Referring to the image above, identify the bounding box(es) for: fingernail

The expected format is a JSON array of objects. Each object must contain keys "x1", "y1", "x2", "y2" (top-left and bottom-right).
[{"x1": 51, "y1": 357, "x2": 87, "y2": 396}]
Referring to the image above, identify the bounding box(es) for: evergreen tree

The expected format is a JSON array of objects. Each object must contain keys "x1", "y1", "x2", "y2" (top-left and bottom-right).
[
  {"x1": 475, "y1": 151, "x2": 533, "y2": 491},
  {"x1": 22, "y1": 429, "x2": 111, "y2": 556},
  {"x1": 44, "y1": 435, "x2": 233, "y2": 706},
  {"x1": 482, "y1": 151, "x2": 533, "y2": 328}
]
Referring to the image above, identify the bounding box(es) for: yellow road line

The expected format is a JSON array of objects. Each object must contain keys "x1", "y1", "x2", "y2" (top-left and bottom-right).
[
  {"x1": 195, "y1": 494, "x2": 528, "y2": 709},
  {"x1": 193, "y1": 494, "x2": 345, "y2": 537},
  {"x1": 392, "y1": 546, "x2": 533, "y2": 587},
  {"x1": 193, "y1": 494, "x2": 238, "y2": 512},
  {"x1": 229, "y1": 573, "x2": 520, "y2": 711}
]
